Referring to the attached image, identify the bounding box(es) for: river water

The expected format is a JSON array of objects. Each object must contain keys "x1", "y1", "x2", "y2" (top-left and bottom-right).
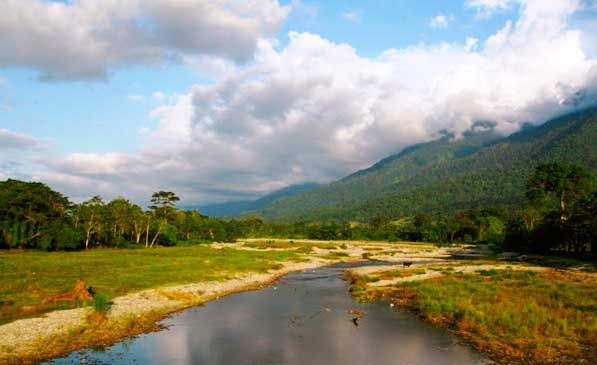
[{"x1": 47, "y1": 262, "x2": 493, "y2": 365}]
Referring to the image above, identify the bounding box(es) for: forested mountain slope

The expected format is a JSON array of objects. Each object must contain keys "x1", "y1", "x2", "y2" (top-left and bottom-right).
[{"x1": 254, "y1": 107, "x2": 597, "y2": 221}]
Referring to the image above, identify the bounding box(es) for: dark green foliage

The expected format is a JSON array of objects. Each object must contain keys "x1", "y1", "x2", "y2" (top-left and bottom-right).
[
  {"x1": 92, "y1": 293, "x2": 110, "y2": 313},
  {"x1": 0, "y1": 179, "x2": 70, "y2": 249},
  {"x1": 0, "y1": 180, "x2": 246, "y2": 250},
  {"x1": 253, "y1": 108, "x2": 597, "y2": 221},
  {"x1": 526, "y1": 162, "x2": 593, "y2": 215},
  {"x1": 503, "y1": 163, "x2": 596, "y2": 256}
]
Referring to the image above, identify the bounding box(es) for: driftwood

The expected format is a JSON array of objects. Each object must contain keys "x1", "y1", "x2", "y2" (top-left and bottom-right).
[{"x1": 43, "y1": 280, "x2": 93, "y2": 304}]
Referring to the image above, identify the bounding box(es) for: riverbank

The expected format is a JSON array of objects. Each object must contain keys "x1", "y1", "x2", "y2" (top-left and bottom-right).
[
  {"x1": 0, "y1": 240, "x2": 449, "y2": 364},
  {"x1": 347, "y1": 260, "x2": 597, "y2": 364}
]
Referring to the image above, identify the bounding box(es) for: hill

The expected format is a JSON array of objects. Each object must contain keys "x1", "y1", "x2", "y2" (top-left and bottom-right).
[
  {"x1": 253, "y1": 107, "x2": 597, "y2": 221},
  {"x1": 194, "y1": 183, "x2": 320, "y2": 217}
]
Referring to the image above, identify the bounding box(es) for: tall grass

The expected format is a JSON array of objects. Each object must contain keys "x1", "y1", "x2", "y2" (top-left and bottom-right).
[{"x1": 399, "y1": 270, "x2": 596, "y2": 363}]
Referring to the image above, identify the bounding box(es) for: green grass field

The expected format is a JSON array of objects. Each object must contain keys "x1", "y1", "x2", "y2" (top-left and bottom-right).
[
  {"x1": 0, "y1": 245, "x2": 301, "y2": 325},
  {"x1": 396, "y1": 269, "x2": 597, "y2": 363}
]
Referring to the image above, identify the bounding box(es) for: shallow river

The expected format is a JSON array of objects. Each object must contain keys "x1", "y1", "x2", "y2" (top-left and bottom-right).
[{"x1": 48, "y1": 262, "x2": 493, "y2": 365}]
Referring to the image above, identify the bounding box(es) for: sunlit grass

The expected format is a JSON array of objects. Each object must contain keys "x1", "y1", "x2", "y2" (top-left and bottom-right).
[
  {"x1": 0, "y1": 245, "x2": 299, "y2": 325},
  {"x1": 399, "y1": 269, "x2": 597, "y2": 363}
]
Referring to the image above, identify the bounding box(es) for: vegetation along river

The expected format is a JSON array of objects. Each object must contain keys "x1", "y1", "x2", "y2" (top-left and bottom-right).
[{"x1": 47, "y1": 262, "x2": 493, "y2": 365}]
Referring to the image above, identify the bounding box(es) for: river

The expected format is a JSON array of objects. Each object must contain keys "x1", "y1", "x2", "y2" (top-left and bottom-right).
[{"x1": 47, "y1": 262, "x2": 493, "y2": 365}]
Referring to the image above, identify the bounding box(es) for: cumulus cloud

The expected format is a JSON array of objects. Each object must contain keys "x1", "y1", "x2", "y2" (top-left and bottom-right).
[
  {"x1": 0, "y1": 0, "x2": 290, "y2": 80},
  {"x1": 31, "y1": 0, "x2": 597, "y2": 205},
  {"x1": 0, "y1": 128, "x2": 44, "y2": 150},
  {"x1": 429, "y1": 14, "x2": 454, "y2": 29},
  {"x1": 0, "y1": 129, "x2": 45, "y2": 182}
]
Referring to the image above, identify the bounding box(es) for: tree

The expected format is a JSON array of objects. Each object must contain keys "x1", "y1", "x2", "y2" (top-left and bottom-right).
[
  {"x1": 0, "y1": 179, "x2": 70, "y2": 249},
  {"x1": 148, "y1": 191, "x2": 180, "y2": 247},
  {"x1": 105, "y1": 198, "x2": 133, "y2": 240},
  {"x1": 76, "y1": 196, "x2": 104, "y2": 249},
  {"x1": 526, "y1": 163, "x2": 593, "y2": 221},
  {"x1": 562, "y1": 191, "x2": 596, "y2": 253},
  {"x1": 130, "y1": 204, "x2": 146, "y2": 244},
  {"x1": 149, "y1": 191, "x2": 180, "y2": 223}
]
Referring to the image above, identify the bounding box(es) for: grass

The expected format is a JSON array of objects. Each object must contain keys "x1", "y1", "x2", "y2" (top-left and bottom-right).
[
  {"x1": 375, "y1": 268, "x2": 427, "y2": 280},
  {"x1": 391, "y1": 269, "x2": 597, "y2": 364},
  {"x1": 92, "y1": 294, "x2": 110, "y2": 313},
  {"x1": 0, "y1": 245, "x2": 301, "y2": 325}
]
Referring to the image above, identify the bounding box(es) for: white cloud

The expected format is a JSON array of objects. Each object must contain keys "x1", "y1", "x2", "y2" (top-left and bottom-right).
[
  {"x1": 342, "y1": 10, "x2": 362, "y2": 23},
  {"x1": 0, "y1": 128, "x2": 44, "y2": 150},
  {"x1": 32, "y1": 0, "x2": 597, "y2": 205},
  {"x1": 466, "y1": 0, "x2": 515, "y2": 18},
  {"x1": 429, "y1": 14, "x2": 454, "y2": 29},
  {"x1": 292, "y1": 0, "x2": 319, "y2": 19},
  {"x1": 466, "y1": 0, "x2": 514, "y2": 10},
  {"x1": 152, "y1": 91, "x2": 167, "y2": 102},
  {"x1": 0, "y1": 0, "x2": 290, "y2": 80}
]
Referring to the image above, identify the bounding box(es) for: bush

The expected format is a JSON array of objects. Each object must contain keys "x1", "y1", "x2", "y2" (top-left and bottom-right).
[
  {"x1": 92, "y1": 293, "x2": 110, "y2": 313},
  {"x1": 159, "y1": 224, "x2": 178, "y2": 246},
  {"x1": 54, "y1": 225, "x2": 83, "y2": 250}
]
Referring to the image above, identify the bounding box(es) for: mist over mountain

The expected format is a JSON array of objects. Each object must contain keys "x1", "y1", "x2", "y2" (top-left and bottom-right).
[
  {"x1": 190, "y1": 183, "x2": 321, "y2": 217},
  {"x1": 246, "y1": 107, "x2": 597, "y2": 221}
]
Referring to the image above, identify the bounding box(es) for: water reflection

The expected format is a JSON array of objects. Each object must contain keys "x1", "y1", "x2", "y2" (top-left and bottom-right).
[{"x1": 47, "y1": 263, "x2": 493, "y2": 365}]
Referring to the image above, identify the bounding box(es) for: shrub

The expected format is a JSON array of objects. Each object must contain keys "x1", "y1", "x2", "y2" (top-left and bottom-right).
[{"x1": 92, "y1": 293, "x2": 111, "y2": 313}]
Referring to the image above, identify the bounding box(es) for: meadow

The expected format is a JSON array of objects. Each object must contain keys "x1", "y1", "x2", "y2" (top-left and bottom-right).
[
  {"x1": 0, "y1": 245, "x2": 301, "y2": 325},
  {"x1": 351, "y1": 263, "x2": 597, "y2": 364}
]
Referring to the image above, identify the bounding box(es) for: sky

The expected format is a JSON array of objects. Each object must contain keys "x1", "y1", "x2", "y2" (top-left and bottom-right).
[{"x1": 1, "y1": 0, "x2": 597, "y2": 206}]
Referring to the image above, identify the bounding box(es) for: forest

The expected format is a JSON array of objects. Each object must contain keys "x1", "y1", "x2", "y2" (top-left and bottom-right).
[
  {"x1": 0, "y1": 162, "x2": 594, "y2": 259},
  {"x1": 253, "y1": 108, "x2": 597, "y2": 221}
]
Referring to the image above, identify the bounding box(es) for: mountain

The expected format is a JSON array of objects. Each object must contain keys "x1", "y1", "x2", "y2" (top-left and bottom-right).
[
  {"x1": 194, "y1": 183, "x2": 321, "y2": 217},
  {"x1": 253, "y1": 107, "x2": 597, "y2": 221}
]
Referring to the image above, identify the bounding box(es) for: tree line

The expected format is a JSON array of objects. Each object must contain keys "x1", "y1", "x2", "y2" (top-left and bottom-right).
[
  {"x1": 0, "y1": 162, "x2": 594, "y2": 258},
  {"x1": 0, "y1": 182, "x2": 241, "y2": 250},
  {"x1": 240, "y1": 162, "x2": 596, "y2": 258}
]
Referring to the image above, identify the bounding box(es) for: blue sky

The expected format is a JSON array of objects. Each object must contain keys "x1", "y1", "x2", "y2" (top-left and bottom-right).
[{"x1": 0, "y1": 0, "x2": 596, "y2": 204}]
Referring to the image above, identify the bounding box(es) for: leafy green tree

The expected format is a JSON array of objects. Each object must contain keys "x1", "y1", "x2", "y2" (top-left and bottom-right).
[
  {"x1": 148, "y1": 191, "x2": 180, "y2": 247},
  {"x1": 75, "y1": 196, "x2": 104, "y2": 249},
  {"x1": 526, "y1": 163, "x2": 593, "y2": 221},
  {"x1": 129, "y1": 204, "x2": 146, "y2": 244},
  {"x1": 0, "y1": 179, "x2": 70, "y2": 249},
  {"x1": 150, "y1": 191, "x2": 180, "y2": 223}
]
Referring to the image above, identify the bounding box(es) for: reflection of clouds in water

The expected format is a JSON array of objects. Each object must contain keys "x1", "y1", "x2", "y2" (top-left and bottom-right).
[
  {"x1": 55, "y1": 266, "x2": 491, "y2": 365},
  {"x1": 153, "y1": 321, "x2": 190, "y2": 364}
]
